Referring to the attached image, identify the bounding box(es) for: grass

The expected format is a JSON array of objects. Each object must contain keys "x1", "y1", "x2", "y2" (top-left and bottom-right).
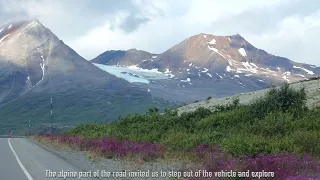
[{"x1": 33, "y1": 82, "x2": 320, "y2": 179}]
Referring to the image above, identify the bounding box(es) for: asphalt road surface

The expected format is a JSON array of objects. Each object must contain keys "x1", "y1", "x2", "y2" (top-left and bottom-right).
[{"x1": 0, "y1": 138, "x2": 97, "y2": 180}]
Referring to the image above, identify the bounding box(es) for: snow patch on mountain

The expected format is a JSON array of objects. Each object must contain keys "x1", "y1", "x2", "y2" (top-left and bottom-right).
[
  {"x1": 282, "y1": 71, "x2": 291, "y2": 82},
  {"x1": 293, "y1": 66, "x2": 314, "y2": 75},
  {"x1": 226, "y1": 66, "x2": 235, "y2": 72},
  {"x1": 206, "y1": 73, "x2": 212, "y2": 78},
  {"x1": 260, "y1": 67, "x2": 276, "y2": 73},
  {"x1": 208, "y1": 45, "x2": 225, "y2": 58},
  {"x1": 8, "y1": 24, "x2": 12, "y2": 29},
  {"x1": 237, "y1": 81, "x2": 245, "y2": 87},
  {"x1": 35, "y1": 55, "x2": 45, "y2": 86},
  {"x1": 203, "y1": 34, "x2": 207, "y2": 38},
  {"x1": 164, "y1": 68, "x2": 175, "y2": 78},
  {"x1": 250, "y1": 63, "x2": 259, "y2": 69},
  {"x1": 181, "y1": 78, "x2": 191, "y2": 82},
  {"x1": 283, "y1": 75, "x2": 289, "y2": 81},
  {"x1": 127, "y1": 65, "x2": 161, "y2": 74},
  {"x1": 152, "y1": 55, "x2": 157, "y2": 58},
  {"x1": 26, "y1": 76, "x2": 30, "y2": 83},
  {"x1": 0, "y1": 28, "x2": 3, "y2": 33},
  {"x1": 93, "y1": 63, "x2": 169, "y2": 84},
  {"x1": 202, "y1": 68, "x2": 208, "y2": 73},
  {"x1": 236, "y1": 69, "x2": 244, "y2": 74},
  {"x1": 241, "y1": 62, "x2": 258, "y2": 73},
  {"x1": 208, "y1": 39, "x2": 216, "y2": 45},
  {"x1": 0, "y1": 34, "x2": 10, "y2": 44},
  {"x1": 29, "y1": 21, "x2": 39, "y2": 28},
  {"x1": 234, "y1": 75, "x2": 240, "y2": 78},
  {"x1": 238, "y1": 48, "x2": 247, "y2": 57},
  {"x1": 216, "y1": 73, "x2": 222, "y2": 78},
  {"x1": 284, "y1": 71, "x2": 291, "y2": 76},
  {"x1": 189, "y1": 63, "x2": 193, "y2": 67}
]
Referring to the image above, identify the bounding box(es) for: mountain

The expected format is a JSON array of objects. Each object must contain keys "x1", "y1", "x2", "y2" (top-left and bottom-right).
[
  {"x1": 91, "y1": 49, "x2": 158, "y2": 66},
  {"x1": 91, "y1": 33, "x2": 320, "y2": 103},
  {"x1": 0, "y1": 20, "x2": 174, "y2": 134}
]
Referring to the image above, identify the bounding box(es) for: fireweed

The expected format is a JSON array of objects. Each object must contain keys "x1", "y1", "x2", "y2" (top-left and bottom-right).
[
  {"x1": 37, "y1": 135, "x2": 320, "y2": 179},
  {"x1": 38, "y1": 134, "x2": 164, "y2": 160},
  {"x1": 195, "y1": 144, "x2": 320, "y2": 179}
]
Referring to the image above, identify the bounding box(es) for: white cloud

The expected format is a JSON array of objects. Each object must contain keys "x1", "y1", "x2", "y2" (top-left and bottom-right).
[{"x1": 247, "y1": 11, "x2": 320, "y2": 65}]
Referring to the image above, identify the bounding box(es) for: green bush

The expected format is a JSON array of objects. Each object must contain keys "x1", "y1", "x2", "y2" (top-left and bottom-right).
[
  {"x1": 291, "y1": 131, "x2": 320, "y2": 156},
  {"x1": 249, "y1": 82, "x2": 307, "y2": 119}
]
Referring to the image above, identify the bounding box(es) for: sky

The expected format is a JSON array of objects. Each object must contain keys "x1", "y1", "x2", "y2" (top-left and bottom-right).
[{"x1": 1, "y1": 0, "x2": 320, "y2": 66}]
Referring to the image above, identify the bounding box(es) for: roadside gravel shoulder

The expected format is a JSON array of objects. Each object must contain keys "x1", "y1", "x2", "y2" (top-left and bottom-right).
[{"x1": 28, "y1": 138, "x2": 190, "y2": 180}]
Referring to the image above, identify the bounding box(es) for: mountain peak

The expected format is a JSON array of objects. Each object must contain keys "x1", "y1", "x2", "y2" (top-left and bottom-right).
[
  {"x1": 231, "y1": 33, "x2": 243, "y2": 37},
  {"x1": 128, "y1": 48, "x2": 138, "y2": 51}
]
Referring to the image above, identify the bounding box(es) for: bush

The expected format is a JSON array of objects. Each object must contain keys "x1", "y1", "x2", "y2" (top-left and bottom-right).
[
  {"x1": 249, "y1": 82, "x2": 307, "y2": 119},
  {"x1": 215, "y1": 97, "x2": 241, "y2": 113}
]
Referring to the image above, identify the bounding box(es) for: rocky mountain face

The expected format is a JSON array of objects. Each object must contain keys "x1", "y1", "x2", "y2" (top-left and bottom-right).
[
  {"x1": 91, "y1": 33, "x2": 320, "y2": 103},
  {"x1": 0, "y1": 20, "x2": 174, "y2": 133}
]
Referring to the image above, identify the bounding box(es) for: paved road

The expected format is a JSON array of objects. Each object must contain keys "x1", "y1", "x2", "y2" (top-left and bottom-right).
[{"x1": 0, "y1": 138, "x2": 97, "y2": 180}]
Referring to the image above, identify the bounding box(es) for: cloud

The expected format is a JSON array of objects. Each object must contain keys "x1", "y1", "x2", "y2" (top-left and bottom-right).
[
  {"x1": 247, "y1": 11, "x2": 320, "y2": 65},
  {"x1": 0, "y1": 0, "x2": 148, "y2": 40},
  {"x1": 1, "y1": 0, "x2": 320, "y2": 65}
]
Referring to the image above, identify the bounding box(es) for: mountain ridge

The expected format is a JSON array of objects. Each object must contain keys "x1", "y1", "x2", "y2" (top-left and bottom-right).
[{"x1": 91, "y1": 32, "x2": 320, "y2": 103}]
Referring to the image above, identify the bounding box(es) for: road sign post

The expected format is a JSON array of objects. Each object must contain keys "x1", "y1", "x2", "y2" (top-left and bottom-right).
[
  {"x1": 51, "y1": 97, "x2": 53, "y2": 135},
  {"x1": 29, "y1": 120, "x2": 31, "y2": 136}
]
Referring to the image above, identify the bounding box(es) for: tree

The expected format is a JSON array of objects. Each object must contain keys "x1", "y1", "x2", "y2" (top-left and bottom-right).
[{"x1": 148, "y1": 107, "x2": 159, "y2": 114}]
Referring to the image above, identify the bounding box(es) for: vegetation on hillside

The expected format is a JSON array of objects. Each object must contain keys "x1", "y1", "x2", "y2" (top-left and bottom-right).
[
  {"x1": 66, "y1": 82, "x2": 320, "y2": 158},
  {"x1": 34, "y1": 82, "x2": 320, "y2": 178}
]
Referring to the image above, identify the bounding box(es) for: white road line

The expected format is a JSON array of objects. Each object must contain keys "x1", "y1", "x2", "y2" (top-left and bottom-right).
[{"x1": 8, "y1": 138, "x2": 34, "y2": 180}]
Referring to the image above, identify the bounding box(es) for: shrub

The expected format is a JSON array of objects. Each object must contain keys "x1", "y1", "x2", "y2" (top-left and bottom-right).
[
  {"x1": 249, "y1": 82, "x2": 307, "y2": 119},
  {"x1": 148, "y1": 107, "x2": 159, "y2": 114}
]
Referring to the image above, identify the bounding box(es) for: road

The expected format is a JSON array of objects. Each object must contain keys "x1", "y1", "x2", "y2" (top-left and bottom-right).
[{"x1": 0, "y1": 138, "x2": 97, "y2": 180}]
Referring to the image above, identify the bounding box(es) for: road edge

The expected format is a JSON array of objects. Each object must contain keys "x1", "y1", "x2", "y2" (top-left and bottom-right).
[{"x1": 26, "y1": 137, "x2": 102, "y2": 180}]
